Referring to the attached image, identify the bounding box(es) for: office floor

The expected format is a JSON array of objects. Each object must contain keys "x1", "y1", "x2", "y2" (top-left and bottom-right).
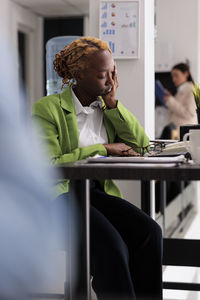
[{"x1": 163, "y1": 202, "x2": 200, "y2": 300}]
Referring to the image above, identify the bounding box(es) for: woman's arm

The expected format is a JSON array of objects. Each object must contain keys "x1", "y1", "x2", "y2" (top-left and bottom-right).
[
  {"x1": 101, "y1": 63, "x2": 149, "y2": 154},
  {"x1": 103, "y1": 100, "x2": 149, "y2": 153},
  {"x1": 32, "y1": 104, "x2": 107, "y2": 165}
]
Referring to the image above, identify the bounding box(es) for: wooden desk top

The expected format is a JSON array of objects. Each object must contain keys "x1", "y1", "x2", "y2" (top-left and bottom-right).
[{"x1": 56, "y1": 162, "x2": 200, "y2": 181}]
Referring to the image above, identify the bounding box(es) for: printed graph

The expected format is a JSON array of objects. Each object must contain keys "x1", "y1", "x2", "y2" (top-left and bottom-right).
[{"x1": 99, "y1": 1, "x2": 139, "y2": 58}]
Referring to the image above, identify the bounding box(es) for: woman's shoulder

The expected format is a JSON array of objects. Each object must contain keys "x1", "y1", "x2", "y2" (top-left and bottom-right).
[
  {"x1": 32, "y1": 94, "x2": 61, "y2": 116},
  {"x1": 35, "y1": 87, "x2": 72, "y2": 106},
  {"x1": 184, "y1": 81, "x2": 194, "y2": 91},
  {"x1": 32, "y1": 87, "x2": 74, "y2": 116},
  {"x1": 35, "y1": 93, "x2": 60, "y2": 106},
  {"x1": 176, "y1": 82, "x2": 194, "y2": 96}
]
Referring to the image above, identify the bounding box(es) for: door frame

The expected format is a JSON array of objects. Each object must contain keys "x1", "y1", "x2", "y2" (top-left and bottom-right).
[{"x1": 11, "y1": 2, "x2": 44, "y2": 107}]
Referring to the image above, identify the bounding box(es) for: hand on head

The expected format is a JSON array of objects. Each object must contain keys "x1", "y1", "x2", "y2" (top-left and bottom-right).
[{"x1": 102, "y1": 63, "x2": 119, "y2": 109}]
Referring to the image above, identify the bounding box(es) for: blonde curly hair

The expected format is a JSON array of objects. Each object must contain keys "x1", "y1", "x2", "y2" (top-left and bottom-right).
[{"x1": 54, "y1": 36, "x2": 111, "y2": 86}]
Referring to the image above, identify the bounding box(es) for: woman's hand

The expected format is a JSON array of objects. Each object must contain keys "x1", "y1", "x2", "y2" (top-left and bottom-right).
[
  {"x1": 104, "y1": 143, "x2": 140, "y2": 157},
  {"x1": 163, "y1": 89, "x2": 171, "y2": 103},
  {"x1": 102, "y1": 63, "x2": 119, "y2": 109}
]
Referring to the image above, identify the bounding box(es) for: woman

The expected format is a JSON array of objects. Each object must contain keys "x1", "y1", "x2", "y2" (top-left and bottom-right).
[
  {"x1": 32, "y1": 36, "x2": 162, "y2": 300},
  {"x1": 163, "y1": 63, "x2": 197, "y2": 136}
]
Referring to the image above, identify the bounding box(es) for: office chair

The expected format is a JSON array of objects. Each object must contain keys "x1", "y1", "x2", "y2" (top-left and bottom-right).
[{"x1": 163, "y1": 238, "x2": 200, "y2": 291}]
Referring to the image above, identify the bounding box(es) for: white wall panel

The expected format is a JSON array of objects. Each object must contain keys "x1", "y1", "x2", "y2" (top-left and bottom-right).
[{"x1": 155, "y1": 0, "x2": 200, "y2": 83}]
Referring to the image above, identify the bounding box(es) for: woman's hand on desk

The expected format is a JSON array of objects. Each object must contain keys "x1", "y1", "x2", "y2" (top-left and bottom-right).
[{"x1": 104, "y1": 143, "x2": 140, "y2": 157}]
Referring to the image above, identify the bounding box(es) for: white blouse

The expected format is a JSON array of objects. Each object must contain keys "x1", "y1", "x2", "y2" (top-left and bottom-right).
[
  {"x1": 166, "y1": 81, "x2": 197, "y2": 128},
  {"x1": 71, "y1": 87, "x2": 108, "y2": 148}
]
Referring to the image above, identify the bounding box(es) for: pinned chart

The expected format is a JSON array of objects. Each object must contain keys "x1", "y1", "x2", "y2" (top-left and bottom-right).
[{"x1": 99, "y1": 0, "x2": 139, "y2": 58}]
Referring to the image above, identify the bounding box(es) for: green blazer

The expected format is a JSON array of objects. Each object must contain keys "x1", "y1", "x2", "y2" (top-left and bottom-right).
[{"x1": 32, "y1": 87, "x2": 149, "y2": 198}]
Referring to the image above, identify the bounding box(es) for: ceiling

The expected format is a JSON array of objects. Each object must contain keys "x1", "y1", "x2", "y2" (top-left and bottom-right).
[{"x1": 13, "y1": 0, "x2": 89, "y2": 17}]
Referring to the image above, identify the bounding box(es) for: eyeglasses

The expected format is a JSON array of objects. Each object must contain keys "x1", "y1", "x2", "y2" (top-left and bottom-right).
[{"x1": 122, "y1": 141, "x2": 166, "y2": 157}]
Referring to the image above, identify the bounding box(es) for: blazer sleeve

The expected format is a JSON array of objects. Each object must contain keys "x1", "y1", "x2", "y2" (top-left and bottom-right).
[
  {"x1": 32, "y1": 100, "x2": 107, "y2": 165},
  {"x1": 103, "y1": 100, "x2": 149, "y2": 152}
]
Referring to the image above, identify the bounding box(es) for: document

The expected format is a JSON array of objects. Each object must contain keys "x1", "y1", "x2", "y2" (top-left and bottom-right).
[
  {"x1": 155, "y1": 80, "x2": 167, "y2": 107},
  {"x1": 80, "y1": 162, "x2": 179, "y2": 168},
  {"x1": 86, "y1": 155, "x2": 186, "y2": 164},
  {"x1": 162, "y1": 141, "x2": 188, "y2": 154}
]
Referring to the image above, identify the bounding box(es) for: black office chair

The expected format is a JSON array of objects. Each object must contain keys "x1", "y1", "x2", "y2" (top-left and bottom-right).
[
  {"x1": 159, "y1": 122, "x2": 176, "y2": 140},
  {"x1": 163, "y1": 238, "x2": 200, "y2": 291}
]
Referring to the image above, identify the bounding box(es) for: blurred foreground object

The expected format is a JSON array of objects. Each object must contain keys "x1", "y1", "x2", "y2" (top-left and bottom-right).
[{"x1": 0, "y1": 36, "x2": 71, "y2": 299}]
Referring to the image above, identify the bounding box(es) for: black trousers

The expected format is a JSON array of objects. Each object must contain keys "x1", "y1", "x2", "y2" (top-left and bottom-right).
[
  {"x1": 90, "y1": 186, "x2": 162, "y2": 300},
  {"x1": 56, "y1": 186, "x2": 163, "y2": 300}
]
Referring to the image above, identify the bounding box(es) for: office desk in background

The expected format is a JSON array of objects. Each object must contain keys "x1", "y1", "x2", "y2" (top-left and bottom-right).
[{"x1": 57, "y1": 162, "x2": 200, "y2": 300}]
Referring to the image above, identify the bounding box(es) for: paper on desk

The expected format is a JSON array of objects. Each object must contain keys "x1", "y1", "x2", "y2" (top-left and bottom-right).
[
  {"x1": 162, "y1": 141, "x2": 188, "y2": 154},
  {"x1": 87, "y1": 154, "x2": 186, "y2": 164},
  {"x1": 83, "y1": 162, "x2": 179, "y2": 168}
]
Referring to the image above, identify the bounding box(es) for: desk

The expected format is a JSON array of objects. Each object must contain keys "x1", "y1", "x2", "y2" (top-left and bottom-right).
[{"x1": 57, "y1": 163, "x2": 200, "y2": 300}]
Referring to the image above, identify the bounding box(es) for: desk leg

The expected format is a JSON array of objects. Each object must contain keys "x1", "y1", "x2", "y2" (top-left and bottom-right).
[
  {"x1": 180, "y1": 181, "x2": 185, "y2": 222},
  {"x1": 141, "y1": 180, "x2": 156, "y2": 220},
  {"x1": 160, "y1": 181, "x2": 166, "y2": 236},
  {"x1": 150, "y1": 180, "x2": 156, "y2": 220},
  {"x1": 69, "y1": 179, "x2": 91, "y2": 300}
]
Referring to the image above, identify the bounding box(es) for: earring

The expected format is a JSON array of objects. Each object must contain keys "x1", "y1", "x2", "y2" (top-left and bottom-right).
[{"x1": 70, "y1": 78, "x2": 77, "y2": 86}]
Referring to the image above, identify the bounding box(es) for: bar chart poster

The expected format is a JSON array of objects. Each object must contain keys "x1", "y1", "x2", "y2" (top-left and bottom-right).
[{"x1": 99, "y1": 0, "x2": 140, "y2": 59}]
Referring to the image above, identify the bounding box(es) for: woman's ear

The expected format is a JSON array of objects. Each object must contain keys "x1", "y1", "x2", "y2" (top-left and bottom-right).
[{"x1": 184, "y1": 71, "x2": 189, "y2": 80}]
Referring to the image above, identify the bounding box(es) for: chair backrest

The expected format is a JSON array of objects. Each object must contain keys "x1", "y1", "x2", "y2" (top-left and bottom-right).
[{"x1": 46, "y1": 36, "x2": 80, "y2": 95}]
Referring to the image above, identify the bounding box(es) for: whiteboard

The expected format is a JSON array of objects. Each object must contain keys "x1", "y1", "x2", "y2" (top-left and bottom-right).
[{"x1": 99, "y1": 0, "x2": 140, "y2": 59}]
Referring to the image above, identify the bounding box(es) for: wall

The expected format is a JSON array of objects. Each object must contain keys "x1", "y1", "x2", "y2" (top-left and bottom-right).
[
  {"x1": 84, "y1": 15, "x2": 90, "y2": 35},
  {"x1": 11, "y1": 2, "x2": 44, "y2": 104},
  {"x1": 198, "y1": 1, "x2": 200, "y2": 82},
  {"x1": 155, "y1": 0, "x2": 200, "y2": 83},
  {"x1": 0, "y1": 0, "x2": 44, "y2": 106},
  {"x1": 89, "y1": 0, "x2": 155, "y2": 206},
  {"x1": 0, "y1": 0, "x2": 11, "y2": 42}
]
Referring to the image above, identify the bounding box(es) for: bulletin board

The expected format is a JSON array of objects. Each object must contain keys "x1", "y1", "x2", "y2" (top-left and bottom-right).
[{"x1": 99, "y1": 0, "x2": 140, "y2": 59}]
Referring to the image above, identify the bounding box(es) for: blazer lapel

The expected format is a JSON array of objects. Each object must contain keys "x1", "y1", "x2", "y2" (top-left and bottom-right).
[
  {"x1": 59, "y1": 90, "x2": 116, "y2": 150},
  {"x1": 99, "y1": 97, "x2": 116, "y2": 143},
  {"x1": 60, "y1": 87, "x2": 79, "y2": 150},
  {"x1": 103, "y1": 115, "x2": 115, "y2": 143}
]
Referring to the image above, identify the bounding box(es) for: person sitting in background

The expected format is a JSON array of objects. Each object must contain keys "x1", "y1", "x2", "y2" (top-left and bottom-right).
[
  {"x1": 32, "y1": 36, "x2": 162, "y2": 300},
  {"x1": 161, "y1": 63, "x2": 197, "y2": 139}
]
